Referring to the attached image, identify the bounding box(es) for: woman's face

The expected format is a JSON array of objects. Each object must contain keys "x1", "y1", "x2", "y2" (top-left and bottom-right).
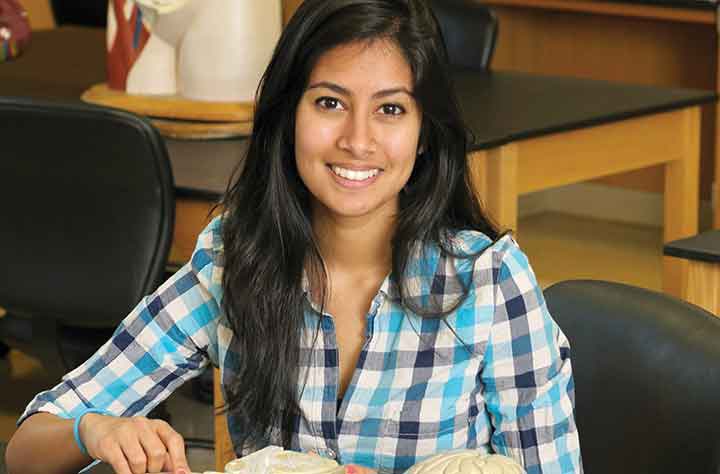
[{"x1": 294, "y1": 39, "x2": 422, "y2": 223}]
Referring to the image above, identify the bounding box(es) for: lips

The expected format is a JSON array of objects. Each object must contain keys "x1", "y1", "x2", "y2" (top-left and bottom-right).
[{"x1": 326, "y1": 164, "x2": 382, "y2": 188}]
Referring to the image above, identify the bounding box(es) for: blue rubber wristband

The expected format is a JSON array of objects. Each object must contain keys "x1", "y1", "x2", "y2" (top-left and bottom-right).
[{"x1": 73, "y1": 408, "x2": 111, "y2": 456}]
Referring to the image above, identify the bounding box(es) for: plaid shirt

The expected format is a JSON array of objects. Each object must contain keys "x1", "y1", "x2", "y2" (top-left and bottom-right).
[{"x1": 21, "y1": 217, "x2": 582, "y2": 474}]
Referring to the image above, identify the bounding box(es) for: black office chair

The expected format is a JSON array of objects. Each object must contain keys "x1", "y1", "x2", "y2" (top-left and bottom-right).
[
  {"x1": 427, "y1": 0, "x2": 498, "y2": 70},
  {"x1": 544, "y1": 280, "x2": 720, "y2": 474},
  {"x1": 51, "y1": 0, "x2": 108, "y2": 27},
  {"x1": 0, "y1": 98, "x2": 174, "y2": 378}
]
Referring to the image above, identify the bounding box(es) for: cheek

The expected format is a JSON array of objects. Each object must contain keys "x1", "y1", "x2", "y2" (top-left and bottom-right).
[
  {"x1": 294, "y1": 105, "x2": 339, "y2": 167},
  {"x1": 383, "y1": 128, "x2": 420, "y2": 173}
]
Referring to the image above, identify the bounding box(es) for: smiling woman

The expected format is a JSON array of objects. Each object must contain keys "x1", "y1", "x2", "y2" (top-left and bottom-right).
[{"x1": 7, "y1": 2, "x2": 582, "y2": 474}]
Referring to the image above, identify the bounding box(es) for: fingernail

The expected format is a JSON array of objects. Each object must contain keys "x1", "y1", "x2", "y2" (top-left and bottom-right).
[
  {"x1": 345, "y1": 467, "x2": 357, "y2": 474},
  {"x1": 177, "y1": 469, "x2": 187, "y2": 474}
]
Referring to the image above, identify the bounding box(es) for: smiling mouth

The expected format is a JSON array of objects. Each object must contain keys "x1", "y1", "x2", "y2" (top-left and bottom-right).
[{"x1": 329, "y1": 165, "x2": 381, "y2": 181}]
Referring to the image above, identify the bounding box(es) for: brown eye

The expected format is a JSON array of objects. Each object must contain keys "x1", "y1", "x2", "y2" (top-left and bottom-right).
[
  {"x1": 316, "y1": 97, "x2": 344, "y2": 110},
  {"x1": 379, "y1": 103, "x2": 405, "y2": 115}
]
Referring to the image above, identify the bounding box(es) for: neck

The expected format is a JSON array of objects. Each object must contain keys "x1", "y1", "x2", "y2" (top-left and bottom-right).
[{"x1": 312, "y1": 205, "x2": 395, "y2": 277}]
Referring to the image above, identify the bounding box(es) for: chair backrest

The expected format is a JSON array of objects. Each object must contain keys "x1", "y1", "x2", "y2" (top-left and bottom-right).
[
  {"x1": 544, "y1": 280, "x2": 720, "y2": 474},
  {"x1": 0, "y1": 98, "x2": 174, "y2": 328},
  {"x1": 427, "y1": 0, "x2": 498, "y2": 70},
  {"x1": 50, "y1": 0, "x2": 107, "y2": 27}
]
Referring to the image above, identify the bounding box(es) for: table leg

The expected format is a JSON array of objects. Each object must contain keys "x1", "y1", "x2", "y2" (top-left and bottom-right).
[
  {"x1": 686, "y1": 261, "x2": 720, "y2": 316},
  {"x1": 214, "y1": 367, "x2": 235, "y2": 470},
  {"x1": 715, "y1": 108, "x2": 720, "y2": 227},
  {"x1": 468, "y1": 150, "x2": 488, "y2": 205},
  {"x1": 169, "y1": 198, "x2": 221, "y2": 266},
  {"x1": 484, "y1": 144, "x2": 520, "y2": 234},
  {"x1": 715, "y1": 12, "x2": 720, "y2": 229},
  {"x1": 664, "y1": 106, "x2": 701, "y2": 297}
]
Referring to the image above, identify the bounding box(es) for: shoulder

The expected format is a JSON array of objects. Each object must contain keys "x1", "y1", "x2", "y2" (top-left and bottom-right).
[
  {"x1": 403, "y1": 229, "x2": 502, "y2": 306},
  {"x1": 445, "y1": 229, "x2": 535, "y2": 295},
  {"x1": 411, "y1": 229, "x2": 495, "y2": 267},
  {"x1": 486, "y1": 232, "x2": 534, "y2": 287},
  {"x1": 189, "y1": 215, "x2": 225, "y2": 293},
  {"x1": 444, "y1": 229, "x2": 524, "y2": 275},
  {"x1": 448, "y1": 231, "x2": 542, "y2": 328},
  {"x1": 449, "y1": 228, "x2": 519, "y2": 257},
  {"x1": 195, "y1": 214, "x2": 225, "y2": 256},
  {"x1": 448, "y1": 229, "x2": 496, "y2": 255}
]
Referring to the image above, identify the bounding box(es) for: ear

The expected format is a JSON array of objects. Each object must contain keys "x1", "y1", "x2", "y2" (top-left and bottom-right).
[{"x1": 417, "y1": 120, "x2": 428, "y2": 156}]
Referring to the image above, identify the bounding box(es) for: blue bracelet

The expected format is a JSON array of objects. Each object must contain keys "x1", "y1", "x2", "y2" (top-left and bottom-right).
[{"x1": 73, "y1": 408, "x2": 111, "y2": 456}]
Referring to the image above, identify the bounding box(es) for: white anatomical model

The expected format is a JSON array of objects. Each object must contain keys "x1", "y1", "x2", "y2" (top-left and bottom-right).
[
  {"x1": 202, "y1": 447, "x2": 524, "y2": 474},
  {"x1": 128, "y1": 0, "x2": 282, "y2": 102},
  {"x1": 126, "y1": 0, "x2": 201, "y2": 95},
  {"x1": 218, "y1": 446, "x2": 342, "y2": 474},
  {"x1": 406, "y1": 450, "x2": 525, "y2": 474}
]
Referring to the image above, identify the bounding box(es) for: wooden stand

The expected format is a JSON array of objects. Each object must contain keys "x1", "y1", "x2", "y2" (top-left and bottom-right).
[
  {"x1": 151, "y1": 119, "x2": 252, "y2": 140},
  {"x1": 81, "y1": 83, "x2": 254, "y2": 139}
]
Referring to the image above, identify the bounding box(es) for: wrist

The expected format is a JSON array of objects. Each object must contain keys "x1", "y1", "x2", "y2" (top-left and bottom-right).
[{"x1": 73, "y1": 408, "x2": 111, "y2": 457}]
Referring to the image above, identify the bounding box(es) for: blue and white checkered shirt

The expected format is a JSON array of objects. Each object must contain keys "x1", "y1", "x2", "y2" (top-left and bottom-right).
[{"x1": 20, "y1": 217, "x2": 582, "y2": 473}]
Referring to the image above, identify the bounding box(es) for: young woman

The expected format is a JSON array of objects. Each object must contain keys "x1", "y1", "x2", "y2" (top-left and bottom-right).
[{"x1": 6, "y1": 1, "x2": 582, "y2": 473}]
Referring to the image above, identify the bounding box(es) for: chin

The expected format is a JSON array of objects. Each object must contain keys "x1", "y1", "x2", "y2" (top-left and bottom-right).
[
  {"x1": 336, "y1": 203, "x2": 399, "y2": 221},
  {"x1": 314, "y1": 194, "x2": 398, "y2": 221},
  {"x1": 329, "y1": 206, "x2": 374, "y2": 218},
  {"x1": 320, "y1": 199, "x2": 374, "y2": 217}
]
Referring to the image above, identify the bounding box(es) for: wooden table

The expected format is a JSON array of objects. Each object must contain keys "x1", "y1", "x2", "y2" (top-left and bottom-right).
[
  {"x1": 481, "y1": 0, "x2": 720, "y2": 228},
  {"x1": 454, "y1": 69, "x2": 715, "y2": 296},
  {"x1": 664, "y1": 229, "x2": 720, "y2": 315},
  {"x1": 483, "y1": 0, "x2": 716, "y2": 23}
]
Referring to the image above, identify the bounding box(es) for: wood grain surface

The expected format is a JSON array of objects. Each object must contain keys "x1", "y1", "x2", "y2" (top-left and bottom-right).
[{"x1": 81, "y1": 83, "x2": 254, "y2": 122}]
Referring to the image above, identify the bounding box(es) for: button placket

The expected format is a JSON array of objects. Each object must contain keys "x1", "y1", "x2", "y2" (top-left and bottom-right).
[{"x1": 320, "y1": 314, "x2": 341, "y2": 460}]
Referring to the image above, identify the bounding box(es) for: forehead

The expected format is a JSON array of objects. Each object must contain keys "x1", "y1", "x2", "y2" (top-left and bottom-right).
[{"x1": 308, "y1": 40, "x2": 414, "y2": 92}]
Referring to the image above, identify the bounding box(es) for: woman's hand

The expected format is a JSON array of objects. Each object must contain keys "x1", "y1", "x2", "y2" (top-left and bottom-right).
[
  {"x1": 343, "y1": 465, "x2": 378, "y2": 474},
  {"x1": 79, "y1": 414, "x2": 190, "y2": 474}
]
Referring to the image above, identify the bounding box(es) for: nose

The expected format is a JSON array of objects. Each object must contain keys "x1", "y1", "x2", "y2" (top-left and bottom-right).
[{"x1": 337, "y1": 110, "x2": 376, "y2": 158}]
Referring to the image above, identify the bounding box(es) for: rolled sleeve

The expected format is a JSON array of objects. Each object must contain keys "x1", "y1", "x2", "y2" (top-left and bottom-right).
[{"x1": 18, "y1": 217, "x2": 225, "y2": 425}]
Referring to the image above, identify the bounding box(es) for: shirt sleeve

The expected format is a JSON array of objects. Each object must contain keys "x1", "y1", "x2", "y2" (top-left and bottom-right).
[
  {"x1": 17, "y1": 216, "x2": 225, "y2": 425},
  {"x1": 480, "y1": 236, "x2": 583, "y2": 474}
]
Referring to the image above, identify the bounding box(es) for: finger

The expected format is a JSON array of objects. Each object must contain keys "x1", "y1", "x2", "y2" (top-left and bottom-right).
[
  {"x1": 161, "y1": 452, "x2": 173, "y2": 472},
  {"x1": 119, "y1": 436, "x2": 148, "y2": 474},
  {"x1": 101, "y1": 441, "x2": 134, "y2": 474},
  {"x1": 154, "y1": 420, "x2": 190, "y2": 474},
  {"x1": 344, "y1": 465, "x2": 378, "y2": 474},
  {"x1": 138, "y1": 428, "x2": 169, "y2": 473}
]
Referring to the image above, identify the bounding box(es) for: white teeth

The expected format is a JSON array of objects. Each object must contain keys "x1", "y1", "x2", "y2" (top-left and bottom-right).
[{"x1": 330, "y1": 165, "x2": 380, "y2": 181}]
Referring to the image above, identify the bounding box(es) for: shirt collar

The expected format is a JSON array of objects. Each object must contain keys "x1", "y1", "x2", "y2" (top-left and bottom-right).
[{"x1": 301, "y1": 269, "x2": 400, "y2": 314}]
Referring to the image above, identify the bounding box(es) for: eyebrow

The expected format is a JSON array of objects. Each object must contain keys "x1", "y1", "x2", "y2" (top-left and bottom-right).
[{"x1": 306, "y1": 81, "x2": 414, "y2": 99}]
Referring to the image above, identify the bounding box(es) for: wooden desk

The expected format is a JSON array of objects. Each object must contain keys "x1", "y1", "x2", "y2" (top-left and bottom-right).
[
  {"x1": 454, "y1": 70, "x2": 715, "y2": 296},
  {"x1": 483, "y1": 0, "x2": 715, "y2": 23},
  {"x1": 664, "y1": 229, "x2": 720, "y2": 315},
  {"x1": 481, "y1": 0, "x2": 720, "y2": 228}
]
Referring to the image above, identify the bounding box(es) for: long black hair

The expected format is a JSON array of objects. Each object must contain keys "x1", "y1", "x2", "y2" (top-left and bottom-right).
[{"x1": 220, "y1": 0, "x2": 502, "y2": 451}]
